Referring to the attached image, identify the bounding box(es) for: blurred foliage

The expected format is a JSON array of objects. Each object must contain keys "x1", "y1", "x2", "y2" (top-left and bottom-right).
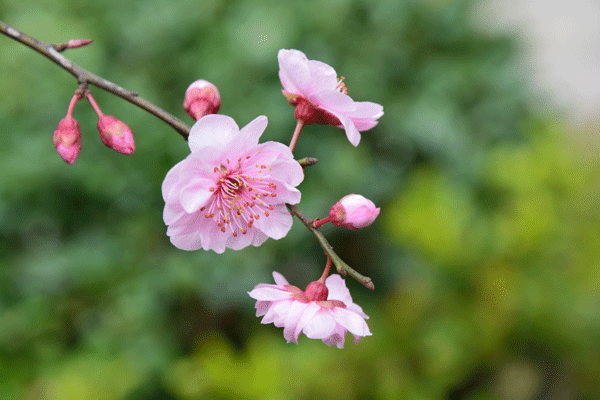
[{"x1": 1, "y1": 0, "x2": 599, "y2": 399}]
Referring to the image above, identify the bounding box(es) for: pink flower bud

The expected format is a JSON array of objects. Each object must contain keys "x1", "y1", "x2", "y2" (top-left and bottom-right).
[
  {"x1": 53, "y1": 116, "x2": 81, "y2": 164},
  {"x1": 97, "y1": 115, "x2": 135, "y2": 155},
  {"x1": 329, "y1": 194, "x2": 380, "y2": 230},
  {"x1": 304, "y1": 281, "x2": 329, "y2": 301},
  {"x1": 183, "y1": 80, "x2": 221, "y2": 120}
]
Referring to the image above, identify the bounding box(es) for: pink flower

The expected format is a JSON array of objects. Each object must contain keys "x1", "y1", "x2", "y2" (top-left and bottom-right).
[
  {"x1": 183, "y1": 79, "x2": 221, "y2": 120},
  {"x1": 278, "y1": 49, "x2": 383, "y2": 146},
  {"x1": 248, "y1": 271, "x2": 371, "y2": 348},
  {"x1": 162, "y1": 114, "x2": 304, "y2": 253},
  {"x1": 53, "y1": 116, "x2": 81, "y2": 164},
  {"x1": 329, "y1": 194, "x2": 380, "y2": 230}
]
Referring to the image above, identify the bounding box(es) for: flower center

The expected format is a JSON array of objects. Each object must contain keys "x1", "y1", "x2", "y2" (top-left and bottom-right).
[{"x1": 199, "y1": 152, "x2": 278, "y2": 237}]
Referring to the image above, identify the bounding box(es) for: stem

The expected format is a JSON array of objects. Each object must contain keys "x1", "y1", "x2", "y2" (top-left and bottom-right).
[
  {"x1": 85, "y1": 91, "x2": 104, "y2": 117},
  {"x1": 312, "y1": 216, "x2": 331, "y2": 229},
  {"x1": 286, "y1": 204, "x2": 375, "y2": 290},
  {"x1": 0, "y1": 21, "x2": 191, "y2": 139},
  {"x1": 66, "y1": 93, "x2": 80, "y2": 118},
  {"x1": 289, "y1": 119, "x2": 304, "y2": 153},
  {"x1": 318, "y1": 256, "x2": 332, "y2": 284}
]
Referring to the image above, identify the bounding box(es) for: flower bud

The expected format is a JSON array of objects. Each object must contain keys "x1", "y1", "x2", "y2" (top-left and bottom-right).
[
  {"x1": 304, "y1": 281, "x2": 329, "y2": 301},
  {"x1": 53, "y1": 116, "x2": 81, "y2": 164},
  {"x1": 183, "y1": 80, "x2": 221, "y2": 120},
  {"x1": 329, "y1": 194, "x2": 380, "y2": 230},
  {"x1": 97, "y1": 115, "x2": 135, "y2": 155}
]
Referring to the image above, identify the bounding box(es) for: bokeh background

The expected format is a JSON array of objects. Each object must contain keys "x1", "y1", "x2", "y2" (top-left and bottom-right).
[{"x1": 1, "y1": 0, "x2": 600, "y2": 399}]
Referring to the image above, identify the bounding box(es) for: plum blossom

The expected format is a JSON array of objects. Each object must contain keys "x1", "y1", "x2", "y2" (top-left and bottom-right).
[
  {"x1": 278, "y1": 49, "x2": 384, "y2": 146},
  {"x1": 248, "y1": 271, "x2": 371, "y2": 348},
  {"x1": 162, "y1": 114, "x2": 303, "y2": 253}
]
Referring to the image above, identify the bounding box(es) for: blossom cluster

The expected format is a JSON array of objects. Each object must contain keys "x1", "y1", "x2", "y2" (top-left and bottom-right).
[{"x1": 158, "y1": 49, "x2": 383, "y2": 347}]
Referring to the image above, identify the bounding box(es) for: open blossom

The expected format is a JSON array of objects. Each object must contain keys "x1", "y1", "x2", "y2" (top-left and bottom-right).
[
  {"x1": 248, "y1": 272, "x2": 371, "y2": 348},
  {"x1": 162, "y1": 114, "x2": 303, "y2": 253},
  {"x1": 278, "y1": 49, "x2": 383, "y2": 146}
]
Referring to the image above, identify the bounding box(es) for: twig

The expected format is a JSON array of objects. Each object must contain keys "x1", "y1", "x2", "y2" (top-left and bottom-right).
[
  {"x1": 286, "y1": 204, "x2": 375, "y2": 290},
  {"x1": 0, "y1": 21, "x2": 190, "y2": 139},
  {"x1": 0, "y1": 21, "x2": 370, "y2": 289}
]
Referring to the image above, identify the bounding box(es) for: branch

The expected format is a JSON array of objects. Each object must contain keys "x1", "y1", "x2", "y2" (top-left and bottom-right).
[
  {"x1": 0, "y1": 21, "x2": 190, "y2": 139},
  {"x1": 286, "y1": 204, "x2": 375, "y2": 290}
]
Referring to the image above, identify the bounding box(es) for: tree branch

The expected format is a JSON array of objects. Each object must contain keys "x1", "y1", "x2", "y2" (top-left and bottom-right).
[
  {"x1": 1, "y1": 21, "x2": 373, "y2": 289},
  {"x1": 286, "y1": 204, "x2": 375, "y2": 290},
  {"x1": 0, "y1": 21, "x2": 191, "y2": 139}
]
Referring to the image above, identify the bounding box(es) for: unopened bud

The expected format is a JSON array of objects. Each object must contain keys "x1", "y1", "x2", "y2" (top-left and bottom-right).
[
  {"x1": 183, "y1": 80, "x2": 221, "y2": 120},
  {"x1": 53, "y1": 116, "x2": 81, "y2": 164},
  {"x1": 329, "y1": 194, "x2": 380, "y2": 230},
  {"x1": 304, "y1": 281, "x2": 329, "y2": 301},
  {"x1": 97, "y1": 115, "x2": 135, "y2": 155}
]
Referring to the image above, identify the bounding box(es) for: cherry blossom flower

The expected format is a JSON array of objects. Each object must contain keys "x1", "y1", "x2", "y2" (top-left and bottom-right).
[
  {"x1": 248, "y1": 271, "x2": 371, "y2": 348},
  {"x1": 278, "y1": 49, "x2": 384, "y2": 146},
  {"x1": 162, "y1": 114, "x2": 303, "y2": 253}
]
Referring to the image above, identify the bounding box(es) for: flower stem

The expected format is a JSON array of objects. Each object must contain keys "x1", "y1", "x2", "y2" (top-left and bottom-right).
[
  {"x1": 312, "y1": 216, "x2": 331, "y2": 229},
  {"x1": 66, "y1": 93, "x2": 80, "y2": 118},
  {"x1": 286, "y1": 204, "x2": 375, "y2": 290},
  {"x1": 289, "y1": 119, "x2": 304, "y2": 153},
  {"x1": 318, "y1": 256, "x2": 333, "y2": 284},
  {"x1": 85, "y1": 91, "x2": 104, "y2": 117}
]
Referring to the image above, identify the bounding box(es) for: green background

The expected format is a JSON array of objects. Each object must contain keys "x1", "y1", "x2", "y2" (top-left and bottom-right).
[{"x1": 1, "y1": 0, "x2": 599, "y2": 399}]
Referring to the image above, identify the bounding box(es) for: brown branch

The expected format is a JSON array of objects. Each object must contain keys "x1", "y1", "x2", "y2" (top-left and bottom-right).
[
  {"x1": 286, "y1": 204, "x2": 375, "y2": 290},
  {"x1": 0, "y1": 21, "x2": 190, "y2": 139}
]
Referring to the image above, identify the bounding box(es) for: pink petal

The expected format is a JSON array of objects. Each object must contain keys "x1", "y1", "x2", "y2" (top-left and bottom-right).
[
  {"x1": 272, "y1": 271, "x2": 289, "y2": 286},
  {"x1": 254, "y1": 300, "x2": 272, "y2": 317},
  {"x1": 278, "y1": 49, "x2": 312, "y2": 96},
  {"x1": 262, "y1": 299, "x2": 294, "y2": 326},
  {"x1": 324, "y1": 109, "x2": 361, "y2": 146},
  {"x1": 325, "y1": 274, "x2": 354, "y2": 305},
  {"x1": 302, "y1": 308, "x2": 337, "y2": 339},
  {"x1": 248, "y1": 286, "x2": 293, "y2": 301},
  {"x1": 179, "y1": 176, "x2": 215, "y2": 213},
  {"x1": 283, "y1": 301, "x2": 310, "y2": 344},
  {"x1": 322, "y1": 325, "x2": 347, "y2": 349},
  {"x1": 168, "y1": 227, "x2": 203, "y2": 251},
  {"x1": 188, "y1": 114, "x2": 239, "y2": 153},
  {"x1": 305, "y1": 60, "x2": 338, "y2": 94},
  {"x1": 251, "y1": 203, "x2": 294, "y2": 240},
  {"x1": 309, "y1": 90, "x2": 356, "y2": 112},
  {"x1": 161, "y1": 159, "x2": 186, "y2": 202},
  {"x1": 331, "y1": 308, "x2": 371, "y2": 337},
  {"x1": 347, "y1": 101, "x2": 384, "y2": 119},
  {"x1": 237, "y1": 115, "x2": 268, "y2": 149}
]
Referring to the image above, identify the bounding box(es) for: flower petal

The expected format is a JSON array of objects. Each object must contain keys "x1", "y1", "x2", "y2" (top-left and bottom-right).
[
  {"x1": 188, "y1": 114, "x2": 239, "y2": 153},
  {"x1": 272, "y1": 271, "x2": 289, "y2": 286},
  {"x1": 302, "y1": 308, "x2": 337, "y2": 339},
  {"x1": 237, "y1": 115, "x2": 268, "y2": 149},
  {"x1": 332, "y1": 308, "x2": 371, "y2": 337},
  {"x1": 278, "y1": 49, "x2": 312, "y2": 95},
  {"x1": 248, "y1": 286, "x2": 293, "y2": 301},
  {"x1": 179, "y1": 176, "x2": 215, "y2": 213}
]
